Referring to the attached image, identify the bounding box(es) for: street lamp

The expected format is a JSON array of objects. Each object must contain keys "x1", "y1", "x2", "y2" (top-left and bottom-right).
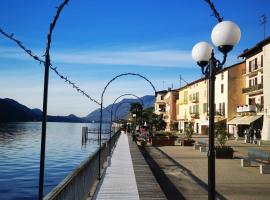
[{"x1": 192, "y1": 21, "x2": 241, "y2": 200}]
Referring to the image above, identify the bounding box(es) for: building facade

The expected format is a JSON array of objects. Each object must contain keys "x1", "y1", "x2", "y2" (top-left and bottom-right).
[
  {"x1": 176, "y1": 62, "x2": 245, "y2": 135},
  {"x1": 237, "y1": 37, "x2": 270, "y2": 140},
  {"x1": 154, "y1": 89, "x2": 178, "y2": 131}
]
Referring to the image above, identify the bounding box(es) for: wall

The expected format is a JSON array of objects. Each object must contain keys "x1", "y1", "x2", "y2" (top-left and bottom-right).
[{"x1": 227, "y1": 62, "x2": 246, "y2": 120}]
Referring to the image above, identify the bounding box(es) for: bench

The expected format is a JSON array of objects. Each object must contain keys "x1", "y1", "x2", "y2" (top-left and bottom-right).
[
  {"x1": 241, "y1": 148, "x2": 270, "y2": 174},
  {"x1": 194, "y1": 139, "x2": 208, "y2": 152}
]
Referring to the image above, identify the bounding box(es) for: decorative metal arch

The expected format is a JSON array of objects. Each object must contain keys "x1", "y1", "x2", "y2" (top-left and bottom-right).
[
  {"x1": 114, "y1": 101, "x2": 132, "y2": 121},
  {"x1": 97, "y1": 73, "x2": 156, "y2": 179}
]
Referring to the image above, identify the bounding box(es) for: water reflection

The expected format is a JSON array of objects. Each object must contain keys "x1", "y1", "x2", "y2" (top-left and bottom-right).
[{"x1": 0, "y1": 122, "x2": 109, "y2": 200}]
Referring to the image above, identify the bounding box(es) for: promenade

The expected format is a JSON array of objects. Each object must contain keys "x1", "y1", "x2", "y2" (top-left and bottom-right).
[
  {"x1": 143, "y1": 137, "x2": 270, "y2": 200},
  {"x1": 93, "y1": 133, "x2": 166, "y2": 200}
]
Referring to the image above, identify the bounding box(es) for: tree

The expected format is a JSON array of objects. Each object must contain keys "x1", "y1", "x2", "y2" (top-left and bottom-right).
[
  {"x1": 141, "y1": 107, "x2": 166, "y2": 132},
  {"x1": 129, "y1": 102, "x2": 143, "y2": 125}
]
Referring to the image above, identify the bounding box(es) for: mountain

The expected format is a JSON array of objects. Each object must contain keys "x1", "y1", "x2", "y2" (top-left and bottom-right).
[
  {"x1": 0, "y1": 98, "x2": 38, "y2": 122},
  {"x1": 0, "y1": 98, "x2": 85, "y2": 123},
  {"x1": 84, "y1": 95, "x2": 155, "y2": 122},
  {"x1": 0, "y1": 95, "x2": 155, "y2": 123}
]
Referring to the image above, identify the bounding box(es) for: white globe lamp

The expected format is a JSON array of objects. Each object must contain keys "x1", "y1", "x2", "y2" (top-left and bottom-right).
[
  {"x1": 192, "y1": 41, "x2": 213, "y2": 67},
  {"x1": 211, "y1": 21, "x2": 241, "y2": 53}
]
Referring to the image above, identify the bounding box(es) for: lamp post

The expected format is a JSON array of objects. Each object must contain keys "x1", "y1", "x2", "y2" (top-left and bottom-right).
[
  {"x1": 132, "y1": 113, "x2": 137, "y2": 132},
  {"x1": 191, "y1": 21, "x2": 241, "y2": 200}
]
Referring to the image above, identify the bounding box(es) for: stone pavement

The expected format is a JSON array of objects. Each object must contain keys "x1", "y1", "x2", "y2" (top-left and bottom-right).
[{"x1": 143, "y1": 139, "x2": 270, "y2": 200}]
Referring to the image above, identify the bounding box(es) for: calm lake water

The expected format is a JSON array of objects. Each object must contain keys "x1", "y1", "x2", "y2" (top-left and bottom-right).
[{"x1": 0, "y1": 122, "x2": 109, "y2": 200}]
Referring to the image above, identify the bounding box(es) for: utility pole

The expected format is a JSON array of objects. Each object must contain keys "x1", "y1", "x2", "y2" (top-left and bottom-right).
[{"x1": 260, "y1": 14, "x2": 267, "y2": 39}]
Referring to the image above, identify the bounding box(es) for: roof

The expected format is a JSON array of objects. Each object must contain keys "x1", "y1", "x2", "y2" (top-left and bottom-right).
[
  {"x1": 155, "y1": 90, "x2": 167, "y2": 94},
  {"x1": 156, "y1": 61, "x2": 244, "y2": 94},
  {"x1": 238, "y1": 36, "x2": 270, "y2": 58}
]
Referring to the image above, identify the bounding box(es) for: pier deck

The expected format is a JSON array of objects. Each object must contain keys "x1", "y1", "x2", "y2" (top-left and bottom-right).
[{"x1": 93, "y1": 133, "x2": 166, "y2": 200}]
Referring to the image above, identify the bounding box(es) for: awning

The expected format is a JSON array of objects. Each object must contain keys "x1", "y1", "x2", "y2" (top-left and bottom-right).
[{"x1": 227, "y1": 115, "x2": 262, "y2": 125}]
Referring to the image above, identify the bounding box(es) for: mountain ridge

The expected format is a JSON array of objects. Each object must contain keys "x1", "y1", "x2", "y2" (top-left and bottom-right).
[{"x1": 0, "y1": 95, "x2": 154, "y2": 122}]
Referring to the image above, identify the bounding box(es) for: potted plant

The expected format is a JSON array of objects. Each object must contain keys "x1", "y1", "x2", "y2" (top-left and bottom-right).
[
  {"x1": 182, "y1": 123, "x2": 195, "y2": 146},
  {"x1": 215, "y1": 122, "x2": 234, "y2": 159},
  {"x1": 150, "y1": 131, "x2": 176, "y2": 146}
]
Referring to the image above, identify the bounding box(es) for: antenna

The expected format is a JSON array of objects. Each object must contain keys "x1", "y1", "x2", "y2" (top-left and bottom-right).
[
  {"x1": 179, "y1": 74, "x2": 189, "y2": 87},
  {"x1": 260, "y1": 14, "x2": 267, "y2": 39}
]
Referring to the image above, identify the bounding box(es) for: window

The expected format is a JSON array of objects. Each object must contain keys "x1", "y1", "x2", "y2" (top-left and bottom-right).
[
  {"x1": 189, "y1": 106, "x2": 192, "y2": 114},
  {"x1": 261, "y1": 76, "x2": 263, "y2": 84},
  {"x1": 221, "y1": 72, "x2": 224, "y2": 80},
  {"x1": 261, "y1": 55, "x2": 263, "y2": 67},
  {"x1": 221, "y1": 84, "x2": 224, "y2": 93},
  {"x1": 203, "y1": 103, "x2": 208, "y2": 113},
  {"x1": 249, "y1": 58, "x2": 258, "y2": 72},
  {"x1": 161, "y1": 95, "x2": 164, "y2": 100},
  {"x1": 249, "y1": 77, "x2": 258, "y2": 87},
  {"x1": 193, "y1": 105, "x2": 199, "y2": 114}
]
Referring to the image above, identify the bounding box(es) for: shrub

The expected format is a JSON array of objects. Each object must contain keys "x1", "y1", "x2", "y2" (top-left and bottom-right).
[
  {"x1": 215, "y1": 121, "x2": 228, "y2": 147},
  {"x1": 184, "y1": 123, "x2": 194, "y2": 141}
]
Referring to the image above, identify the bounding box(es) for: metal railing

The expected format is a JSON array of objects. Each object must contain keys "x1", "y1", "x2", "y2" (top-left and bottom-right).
[
  {"x1": 44, "y1": 130, "x2": 121, "y2": 200},
  {"x1": 242, "y1": 83, "x2": 263, "y2": 94}
]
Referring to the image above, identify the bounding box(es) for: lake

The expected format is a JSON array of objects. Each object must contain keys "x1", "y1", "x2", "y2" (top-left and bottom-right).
[{"x1": 0, "y1": 122, "x2": 109, "y2": 200}]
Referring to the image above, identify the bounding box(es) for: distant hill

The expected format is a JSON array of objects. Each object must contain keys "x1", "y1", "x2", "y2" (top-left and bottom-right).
[
  {"x1": 0, "y1": 95, "x2": 155, "y2": 123},
  {"x1": 0, "y1": 98, "x2": 38, "y2": 122},
  {"x1": 0, "y1": 98, "x2": 84, "y2": 123},
  {"x1": 85, "y1": 95, "x2": 155, "y2": 122}
]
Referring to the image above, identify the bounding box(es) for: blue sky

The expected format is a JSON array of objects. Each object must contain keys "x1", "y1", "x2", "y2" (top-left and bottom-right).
[{"x1": 0, "y1": 0, "x2": 269, "y2": 116}]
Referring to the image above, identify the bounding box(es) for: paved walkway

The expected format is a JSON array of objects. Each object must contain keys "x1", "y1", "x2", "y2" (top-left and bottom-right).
[
  {"x1": 93, "y1": 133, "x2": 140, "y2": 200},
  {"x1": 144, "y1": 143, "x2": 270, "y2": 200}
]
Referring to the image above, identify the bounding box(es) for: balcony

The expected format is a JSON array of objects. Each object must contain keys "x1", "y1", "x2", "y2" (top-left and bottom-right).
[
  {"x1": 156, "y1": 99, "x2": 166, "y2": 104},
  {"x1": 237, "y1": 105, "x2": 256, "y2": 113},
  {"x1": 190, "y1": 113, "x2": 199, "y2": 119},
  {"x1": 242, "y1": 84, "x2": 263, "y2": 95},
  {"x1": 244, "y1": 63, "x2": 263, "y2": 76},
  {"x1": 191, "y1": 98, "x2": 199, "y2": 103},
  {"x1": 215, "y1": 109, "x2": 225, "y2": 116}
]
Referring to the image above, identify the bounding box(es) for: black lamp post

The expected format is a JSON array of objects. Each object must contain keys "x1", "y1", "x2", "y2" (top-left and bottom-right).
[{"x1": 191, "y1": 21, "x2": 241, "y2": 200}]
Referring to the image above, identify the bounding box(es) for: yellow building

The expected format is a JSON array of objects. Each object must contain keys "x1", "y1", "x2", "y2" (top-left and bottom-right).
[{"x1": 177, "y1": 62, "x2": 245, "y2": 135}]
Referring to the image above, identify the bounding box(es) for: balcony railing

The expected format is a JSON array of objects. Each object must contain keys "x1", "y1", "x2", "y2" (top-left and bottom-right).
[
  {"x1": 242, "y1": 84, "x2": 263, "y2": 94},
  {"x1": 215, "y1": 109, "x2": 225, "y2": 116},
  {"x1": 237, "y1": 104, "x2": 256, "y2": 113},
  {"x1": 190, "y1": 113, "x2": 199, "y2": 119}
]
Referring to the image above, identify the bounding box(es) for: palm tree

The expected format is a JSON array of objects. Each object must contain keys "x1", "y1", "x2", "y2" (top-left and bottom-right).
[{"x1": 129, "y1": 102, "x2": 143, "y2": 126}]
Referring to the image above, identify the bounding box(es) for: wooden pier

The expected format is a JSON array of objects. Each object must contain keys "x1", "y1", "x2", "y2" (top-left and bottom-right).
[
  {"x1": 128, "y1": 135, "x2": 167, "y2": 200},
  {"x1": 93, "y1": 132, "x2": 166, "y2": 200}
]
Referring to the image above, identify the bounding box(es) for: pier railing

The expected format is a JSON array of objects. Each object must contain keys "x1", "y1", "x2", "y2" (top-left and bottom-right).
[{"x1": 44, "y1": 129, "x2": 121, "y2": 200}]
